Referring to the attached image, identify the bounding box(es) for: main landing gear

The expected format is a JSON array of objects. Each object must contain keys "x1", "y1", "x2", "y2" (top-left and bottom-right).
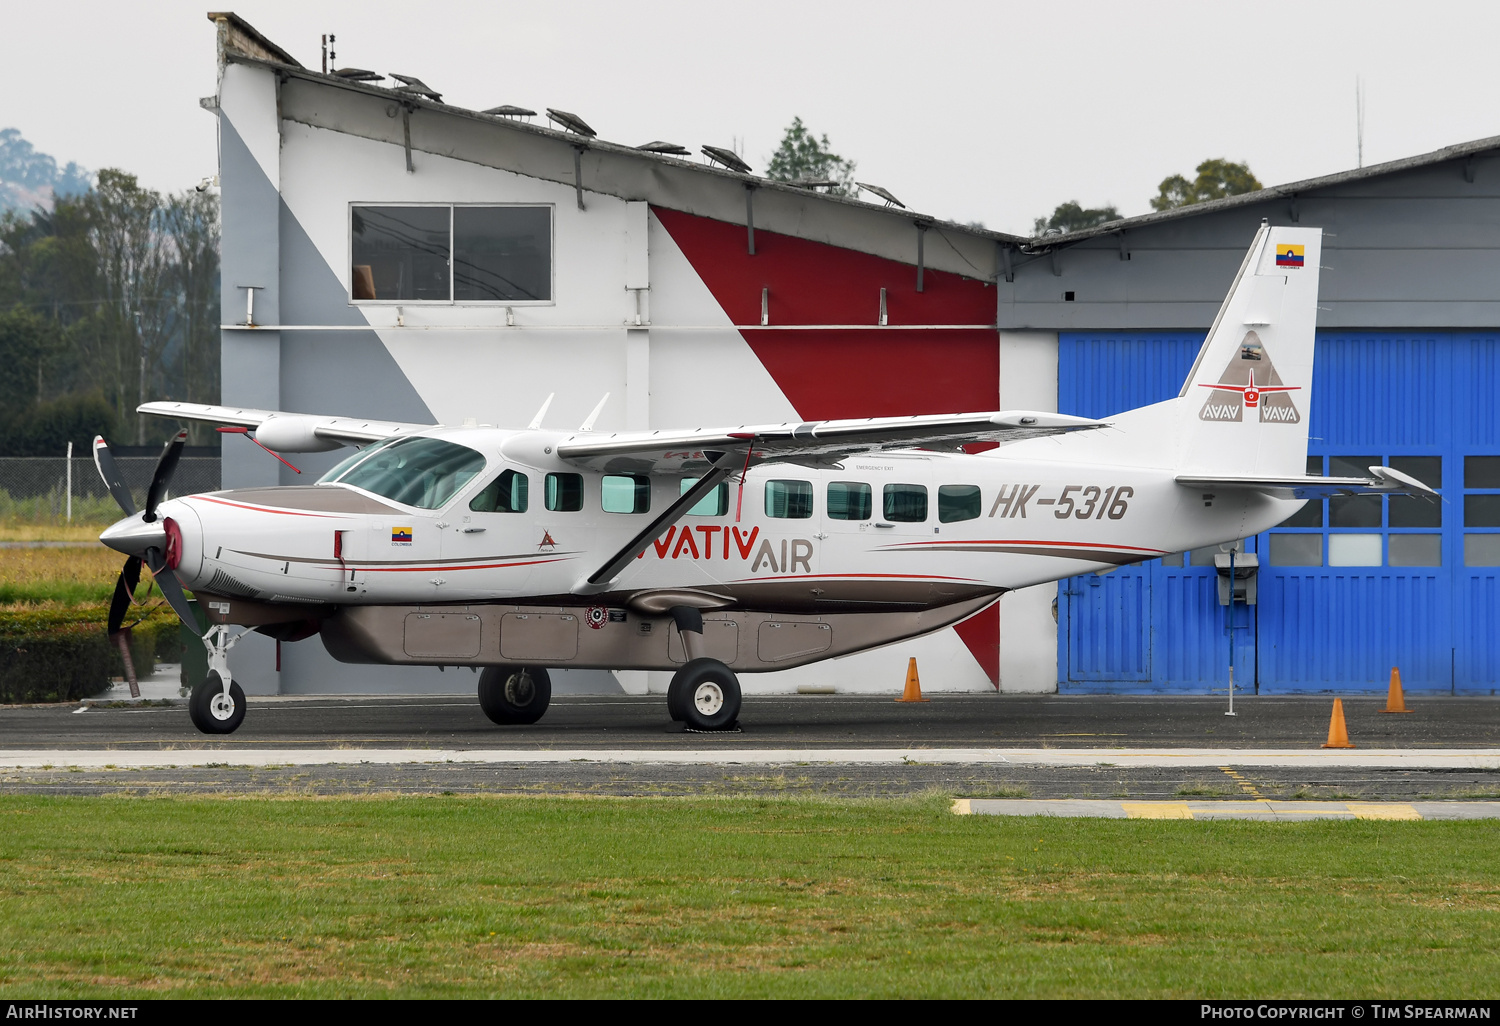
[
  {"x1": 188, "y1": 625, "x2": 247, "y2": 735},
  {"x1": 666, "y1": 605, "x2": 741, "y2": 732},
  {"x1": 478, "y1": 665, "x2": 552, "y2": 724}
]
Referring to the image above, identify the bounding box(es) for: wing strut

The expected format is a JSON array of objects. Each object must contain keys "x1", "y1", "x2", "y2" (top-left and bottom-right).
[{"x1": 577, "y1": 453, "x2": 740, "y2": 594}]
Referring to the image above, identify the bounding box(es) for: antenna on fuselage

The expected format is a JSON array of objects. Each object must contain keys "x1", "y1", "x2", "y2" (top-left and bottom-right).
[
  {"x1": 579, "y1": 393, "x2": 610, "y2": 431},
  {"x1": 527, "y1": 392, "x2": 555, "y2": 430}
]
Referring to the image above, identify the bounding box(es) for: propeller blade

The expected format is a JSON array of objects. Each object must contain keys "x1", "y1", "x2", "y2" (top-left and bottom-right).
[
  {"x1": 144, "y1": 548, "x2": 203, "y2": 637},
  {"x1": 107, "y1": 556, "x2": 143, "y2": 636},
  {"x1": 144, "y1": 429, "x2": 188, "y2": 522},
  {"x1": 92, "y1": 436, "x2": 136, "y2": 517}
]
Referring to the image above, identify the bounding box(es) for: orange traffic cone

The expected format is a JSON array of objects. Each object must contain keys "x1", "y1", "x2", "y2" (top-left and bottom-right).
[
  {"x1": 1321, "y1": 698, "x2": 1355, "y2": 749},
  {"x1": 1381, "y1": 667, "x2": 1413, "y2": 713},
  {"x1": 896, "y1": 657, "x2": 928, "y2": 703}
]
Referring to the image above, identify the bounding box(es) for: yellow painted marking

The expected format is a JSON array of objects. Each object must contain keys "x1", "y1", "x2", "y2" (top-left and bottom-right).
[
  {"x1": 1346, "y1": 802, "x2": 1421, "y2": 821},
  {"x1": 1123, "y1": 802, "x2": 1193, "y2": 819},
  {"x1": 951, "y1": 799, "x2": 972, "y2": 815},
  {"x1": 1219, "y1": 765, "x2": 1264, "y2": 798}
]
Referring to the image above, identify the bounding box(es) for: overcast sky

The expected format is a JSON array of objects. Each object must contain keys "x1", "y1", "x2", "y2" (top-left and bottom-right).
[{"x1": 4, "y1": 0, "x2": 1497, "y2": 235}]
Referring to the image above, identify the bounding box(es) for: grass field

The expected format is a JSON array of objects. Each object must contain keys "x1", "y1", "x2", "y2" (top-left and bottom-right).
[
  {"x1": 0, "y1": 795, "x2": 1496, "y2": 998},
  {"x1": 0, "y1": 544, "x2": 128, "y2": 606}
]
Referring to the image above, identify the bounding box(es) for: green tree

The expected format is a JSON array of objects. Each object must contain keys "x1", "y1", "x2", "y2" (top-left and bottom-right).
[
  {"x1": 1151, "y1": 158, "x2": 1263, "y2": 211},
  {"x1": 765, "y1": 117, "x2": 857, "y2": 197},
  {"x1": 1033, "y1": 201, "x2": 1121, "y2": 236}
]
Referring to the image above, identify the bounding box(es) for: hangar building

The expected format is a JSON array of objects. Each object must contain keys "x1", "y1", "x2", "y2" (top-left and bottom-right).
[{"x1": 205, "y1": 13, "x2": 1500, "y2": 697}]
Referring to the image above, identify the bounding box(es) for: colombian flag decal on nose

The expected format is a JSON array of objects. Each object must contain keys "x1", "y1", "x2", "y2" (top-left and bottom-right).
[{"x1": 1275, "y1": 243, "x2": 1305, "y2": 268}]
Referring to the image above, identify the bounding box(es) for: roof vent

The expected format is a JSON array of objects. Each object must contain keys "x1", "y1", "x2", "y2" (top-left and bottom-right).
[
  {"x1": 546, "y1": 108, "x2": 597, "y2": 137},
  {"x1": 637, "y1": 140, "x2": 690, "y2": 155},
  {"x1": 389, "y1": 74, "x2": 441, "y2": 101},
  {"x1": 856, "y1": 182, "x2": 905, "y2": 208},
  {"x1": 702, "y1": 145, "x2": 751, "y2": 174},
  {"x1": 484, "y1": 105, "x2": 537, "y2": 118},
  {"x1": 332, "y1": 67, "x2": 382, "y2": 81}
]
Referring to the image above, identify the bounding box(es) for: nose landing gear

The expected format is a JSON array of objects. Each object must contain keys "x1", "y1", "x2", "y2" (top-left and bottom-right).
[{"x1": 188, "y1": 625, "x2": 248, "y2": 735}]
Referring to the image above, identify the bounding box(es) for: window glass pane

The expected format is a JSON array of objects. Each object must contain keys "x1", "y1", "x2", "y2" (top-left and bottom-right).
[
  {"x1": 602, "y1": 475, "x2": 650, "y2": 514},
  {"x1": 332, "y1": 436, "x2": 484, "y2": 509},
  {"x1": 1389, "y1": 534, "x2": 1441, "y2": 567},
  {"x1": 545, "y1": 473, "x2": 583, "y2": 512},
  {"x1": 827, "y1": 482, "x2": 872, "y2": 521},
  {"x1": 681, "y1": 478, "x2": 728, "y2": 516},
  {"x1": 765, "y1": 480, "x2": 814, "y2": 519},
  {"x1": 1305, "y1": 455, "x2": 1323, "y2": 476},
  {"x1": 1160, "y1": 552, "x2": 1184, "y2": 567},
  {"x1": 1465, "y1": 494, "x2": 1500, "y2": 527},
  {"x1": 1465, "y1": 456, "x2": 1500, "y2": 489},
  {"x1": 1330, "y1": 454, "x2": 1379, "y2": 479},
  {"x1": 351, "y1": 206, "x2": 450, "y2": 301},
  {"x1": 452, "y1": 206, "x2": 551, "y2": 302},
  {"x1": 1270, "y1": 534, "x2": 1322, "y2": 566},
  {"x1": 1190, "y1": 540, "x2": 1241, "y2": 567},
  {"x1": 1464, "y1": 534, "x2": 1500, "y2": 566},
  {"x1": 317, "y1": 436, "x2": 403, "y2": 483},
  {"x1": 469, "y1": 469, "x2": 528, "y2": 513},
  {"x1": 883, "y1": 484, "x2": 928, "y2": 522},
  {"x1": 1329, "y1": 533, "x2": 1382, "y2": 566},
  {"x1": 1330, "y1": 494, "x2": 1382, "y2": 527},
  {"x1": 1280, "y1": 499, "x2": 1323, "y2": 528},
  {"x1": 938, "y1": 484, "x2": 981, "y2": 523},
  {"x1": 1390, "y1": 456, "x2": 1441, "y2": 490},
  {"x1": 1390, "y1": 494, "x2": 1441, "y2": 528}
]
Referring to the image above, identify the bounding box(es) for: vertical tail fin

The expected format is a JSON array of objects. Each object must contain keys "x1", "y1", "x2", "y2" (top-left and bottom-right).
[{"x1": 1176, "y1": 222, "x2": 1322, "y2": 477}]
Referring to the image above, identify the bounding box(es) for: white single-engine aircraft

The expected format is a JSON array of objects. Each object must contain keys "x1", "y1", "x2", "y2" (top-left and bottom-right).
[{"x1": 96, "y1": 223, "x2": 1433, "y2": 733}]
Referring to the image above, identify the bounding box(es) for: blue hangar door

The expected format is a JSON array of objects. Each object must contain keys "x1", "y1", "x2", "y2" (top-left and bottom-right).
[{"x1": 1056, "y1": 331, "x2": 1500, "y2": 695}]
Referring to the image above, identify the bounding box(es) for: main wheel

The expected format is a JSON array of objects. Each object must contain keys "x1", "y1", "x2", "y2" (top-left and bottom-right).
[
  {"x1": 672, "y1": 658, "x2": 741, "y2": 732},
  {"x1": 478, "y1": 665, "x2": 552, "y2": 725},
  {"x1": 188, "y1": 671, "x2": 246, "y2": 734}
]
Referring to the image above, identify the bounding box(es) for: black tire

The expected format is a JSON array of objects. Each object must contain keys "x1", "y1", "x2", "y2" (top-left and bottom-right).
[
  {"x1": 674, "y1": 658, "x2": 741, "y2": 732},
  {"x1": 478, "y1": 665, "x2": 552, "y2": 725},
  {"x1": 189, "y1": 672, "x2": 246, "y2": 735}
]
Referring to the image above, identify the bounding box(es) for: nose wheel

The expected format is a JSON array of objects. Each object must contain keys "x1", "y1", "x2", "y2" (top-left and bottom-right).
[
  {"x1": 668, "y1": 658, "x2": 741, "y2": 732},
  {"x1": 188, "y1": 671, "x2": 246, "y2": 734}
]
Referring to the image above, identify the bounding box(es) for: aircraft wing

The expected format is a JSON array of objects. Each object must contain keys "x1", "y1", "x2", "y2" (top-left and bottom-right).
[
  {"x1": 554, "y1": 410, "x2": 1107, "y2": 474},
  {"x1": 1177, "y1": 466, "x2": 1438, "y2": 500},
  {"x1": 138, "y1": 402, "x2": 434, "y2": 447}
]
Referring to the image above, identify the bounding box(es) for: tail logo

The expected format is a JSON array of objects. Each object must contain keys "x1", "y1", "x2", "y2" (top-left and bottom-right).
[{"x1": 1198, "y1": 330, "x2": 1301, "y2": 423}]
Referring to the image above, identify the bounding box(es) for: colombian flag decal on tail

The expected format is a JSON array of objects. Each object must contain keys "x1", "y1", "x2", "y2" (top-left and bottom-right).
[{"x1": 1275, "y1": 243, "x2": 1305, "y2": 268}]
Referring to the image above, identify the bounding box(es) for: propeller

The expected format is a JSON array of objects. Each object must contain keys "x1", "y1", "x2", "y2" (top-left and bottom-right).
[{"x1": 96, "y1": 430, "x2": 204, "y2": 642}]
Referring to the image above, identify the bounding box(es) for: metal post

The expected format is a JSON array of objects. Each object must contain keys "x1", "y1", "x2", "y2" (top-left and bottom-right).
[
  {"x1": 573, "y1": 147, "x2": 586, "y2": 210},
  {"x1": 65, "y1": 441, "x2": 72, "y2": 522},
  {"x1": 1226, "y1": 547, "x2": 1237, "y2": 716},
  {"x1": 915, "y1": 222, "x2": 928, "y2": 293}
]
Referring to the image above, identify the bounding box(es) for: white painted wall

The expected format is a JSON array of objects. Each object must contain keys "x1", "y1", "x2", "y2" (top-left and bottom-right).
[{"x1": 998, "y1": 330, "x2": 1061, "y2": 693}]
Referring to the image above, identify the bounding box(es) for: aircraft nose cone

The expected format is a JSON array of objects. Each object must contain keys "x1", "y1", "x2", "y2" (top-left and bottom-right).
[{"x1": 99, "y1": 513, "x2": 167, "y2": 558}]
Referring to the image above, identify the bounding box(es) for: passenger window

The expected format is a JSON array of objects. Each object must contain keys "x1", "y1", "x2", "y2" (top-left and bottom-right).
[
  {"x1": 883, "y1": 483, "x2": 928, "y2": 522},
  {"x1": 545, "y1": 473, "x2": 583, "y2": 512},
  {"x1": 938, "y1": 484, "x2": 981, "y2": 523},
  {"x1": 470, "y1": 469, "x2": 528, "y2": 513},
  {"x1": 602, "y1": 474, "x2": 650, "y2": 514},
  {"x1": 681, "y1": 478, "x2": 728, "y2": 516},
  {"x1": 827, "y1": 482, "x2": 871, "y2": 521},
  {"x1": 766, "y1": 480, "x2": 814, "y2": 519}
]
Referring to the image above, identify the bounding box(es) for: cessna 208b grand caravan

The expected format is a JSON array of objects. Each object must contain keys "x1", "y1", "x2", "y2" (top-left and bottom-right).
[{"x1": 95, "y1": 223, "x2": 1432, "y2": 734}]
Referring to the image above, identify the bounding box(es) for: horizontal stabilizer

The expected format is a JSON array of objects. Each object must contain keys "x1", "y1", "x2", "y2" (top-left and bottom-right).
[{"x1": 1177, "y1": 466, "x2": 1438, "y2": 501}]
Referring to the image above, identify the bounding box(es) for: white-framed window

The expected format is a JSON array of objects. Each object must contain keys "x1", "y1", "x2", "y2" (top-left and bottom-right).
[{"x1": 350, "y1": 203, "x2": 553, "y2": 303}]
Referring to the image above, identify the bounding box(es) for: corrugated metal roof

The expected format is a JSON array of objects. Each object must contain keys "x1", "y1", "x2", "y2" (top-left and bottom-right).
[
  {"x1": 211, "y1": 11, "x2": 1500, "y2": 255},
  {"x1": 1023, "y1": 136, "x2": 1500, "y2": 251}
]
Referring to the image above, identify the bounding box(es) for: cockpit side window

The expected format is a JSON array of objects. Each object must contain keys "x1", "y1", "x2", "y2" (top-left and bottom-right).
[
  {"x1": 470, "y1": 469, "x2": 529, "y2": 513},
  {"x1": 327, "y1": 436, "x2": 486, "y2": 510}
]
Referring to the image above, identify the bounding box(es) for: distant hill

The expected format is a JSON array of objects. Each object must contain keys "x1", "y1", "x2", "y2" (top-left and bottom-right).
[{"x1": 0, "y1": 128, "x2": 92, "y2": 214}]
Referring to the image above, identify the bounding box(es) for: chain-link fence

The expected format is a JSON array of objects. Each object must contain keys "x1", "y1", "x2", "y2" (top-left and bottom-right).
[{"x1": 0, "y1": 457, "x2": 221, "y2": 525}]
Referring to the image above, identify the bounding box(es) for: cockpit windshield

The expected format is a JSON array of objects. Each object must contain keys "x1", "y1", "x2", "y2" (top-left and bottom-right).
[{"x1": 319, "y1": 436, "x2": 486, "y2": 510}]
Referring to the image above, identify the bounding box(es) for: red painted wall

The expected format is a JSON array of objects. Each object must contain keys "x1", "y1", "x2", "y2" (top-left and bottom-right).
[{"x1": 655, "y1": 206, "x2": 1002, "y2": 685}]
